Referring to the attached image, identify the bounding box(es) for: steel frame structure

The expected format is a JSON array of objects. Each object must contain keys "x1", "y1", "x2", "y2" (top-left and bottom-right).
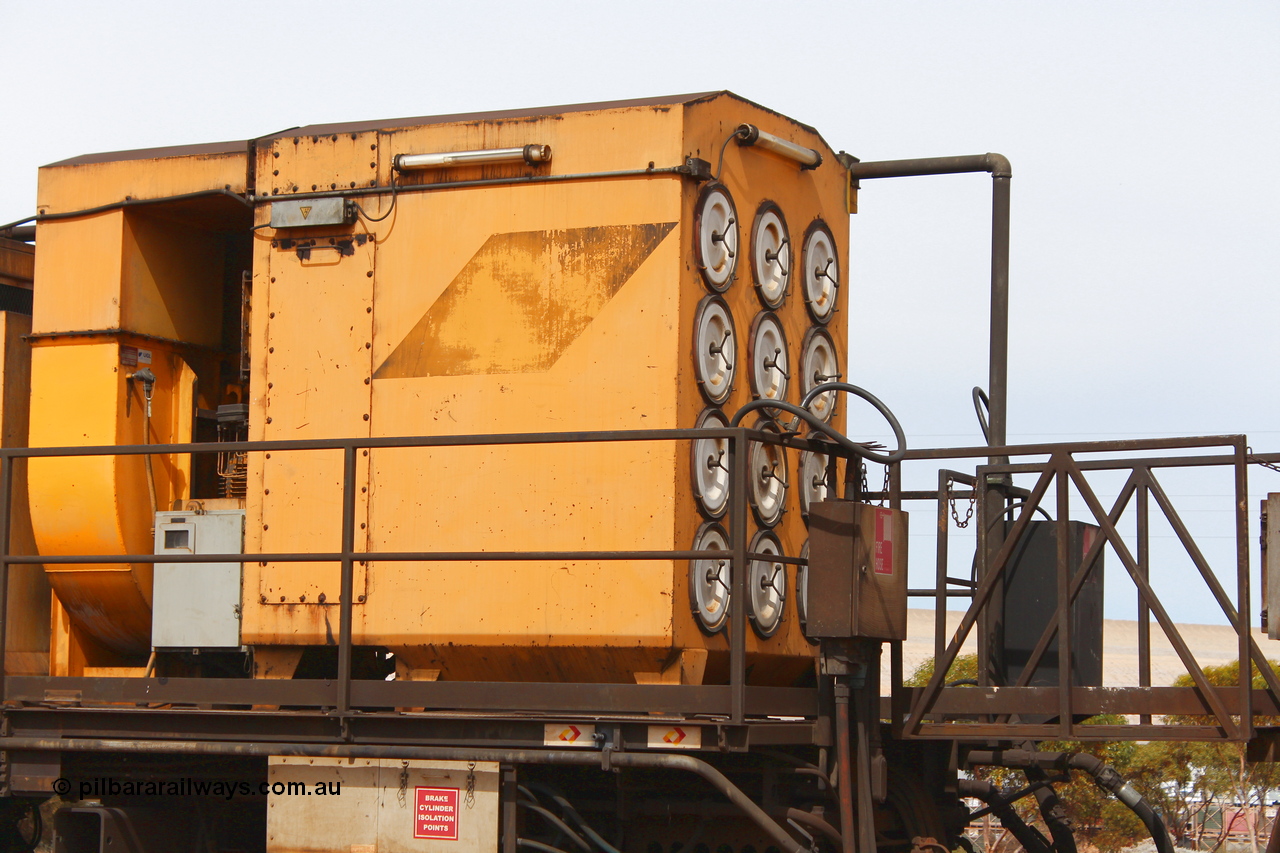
[{"x1": 0, "y1": 429, "x2": 1274, "y2": 752}]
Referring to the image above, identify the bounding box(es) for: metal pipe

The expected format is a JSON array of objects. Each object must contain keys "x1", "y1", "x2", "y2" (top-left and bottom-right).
[
  {"x1": 734, "y1": 124, "x2": 821, "y2": 169},
  {"x1": 729, "y1": 431, "x2": 748, "y2": 724},
  {"x1": 0, "y1": 737, "x2": 804, "y2": 853},
  {"x1": 832, "y1": 681, "x2": 856, "y2": 853},
  {"x1": 396, "y1": 144, "x2": 551, "y2": 170},
  {"x1": 848, "y1": 154, "x2": 1012, "y2": 458},
  {"x1": 0, "y1": 457, "x2": 11, "y2": 702},
  {"x1": 337, "y1": 446, "x2": 357, "y2": 717},
  {"x1": 250, "y1": 165, "x2": 692, "y2": 206},
  {"x1": 27, "y1": 188, "x2": 251, "y2": 225},
  {"x1": 0, "y1": 224, "x2": 34, "y2": 242}
]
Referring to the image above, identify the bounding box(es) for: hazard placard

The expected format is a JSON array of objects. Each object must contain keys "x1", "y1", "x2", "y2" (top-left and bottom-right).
[
  {"x1": 414, "y1": 787, "x2": 459, "y2": 841},
  {"x1": 646, "y1": 725, "x2": 701, "y2": 749},
  {"x1": 544, "y1": 723, "x2": 595, "y2": 747}
]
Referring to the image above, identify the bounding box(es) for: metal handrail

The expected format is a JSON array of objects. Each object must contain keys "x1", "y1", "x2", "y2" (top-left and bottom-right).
[{"x1": 0, "y1": 425, "x2": 844, "y2": 723}]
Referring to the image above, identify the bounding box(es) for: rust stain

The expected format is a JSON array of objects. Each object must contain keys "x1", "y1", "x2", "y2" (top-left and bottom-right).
[{"x1": 375, "y1": 222, "x2": 675, "y2": 378}]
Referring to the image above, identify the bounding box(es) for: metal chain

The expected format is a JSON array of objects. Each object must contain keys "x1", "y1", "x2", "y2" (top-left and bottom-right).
[
  {"x1": 464, "y1": 762, "x2": 476, "y2": 809},
  {"x1": 397, "y1": 760, "x2": 409, "y2": 808},
  {"x1": 1249, "y1": 446, "x2": 1280, "y2": 475},
  {"x1": 878, "y1": 465, "x2": 891, "y2": 508},
  {"x1": 859, "y1": 462, "x2": 869, "y2": 499},
  {"x1": 947, "y1": 478, "x2": 975, "y2": 528}
]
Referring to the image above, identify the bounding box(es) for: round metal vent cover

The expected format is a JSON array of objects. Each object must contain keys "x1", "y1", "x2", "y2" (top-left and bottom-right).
[
  {"x1": 800, "y1": 447, "x2": 834, "y2": 520},
  {"x1": 748, "y1": 419, "x2": 788, "y2": 527},
  {"x1": 695, "y1": 184, "x2": 739, "y2": 292},
  {"x1": 802, "y1": 221, "x2": 839, "y2": 324},
  {"x1": 800, "y1": 326, "x2": 840, "y2": 422},
  {"x1": 691, "y1": 407, "x2": 730, "y2": 518},
  {"x1": 750, "y1": 203, "x2": 791, "y2": 309},
  {"x1": 689, "y1": 521, "x2": 731, "y2": 633},
  {"x1": 797, "y1": 540, "x2": 816, "y2": 642},
  {"x1": 748, "y1": 311, "x2": 789, "y2": 405},
  {"x1": 747, "y1": 529, "x2": 786, "y2": 638},
  {"x1": 693, "y1": 295, "x2": 736, "y2": 404}
]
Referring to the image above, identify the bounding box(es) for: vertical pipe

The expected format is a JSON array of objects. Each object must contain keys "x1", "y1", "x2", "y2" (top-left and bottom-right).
[
  {"x1": 0, "y1": 454, "x2": 11, "y2": 701},
  {"x1": 337, "y1": 445, "x2": 358, "y2": 717},
  {"x1": 854, "y1": 647, "x2": 879, "y2": 853},
  {"x1": 729, "y1": 429, "x2": 749, "y2": 724},
  {"x1": 984, "y1": 171, "x2": 1013, "y2": 699},
  {"x1": 1236, "y1": 439, "x2": 1253, "y2": 738},
  {"x1": 935, "y1": 470, "x2": 950, "y2": 661},
  {"x1": 502, "y1": 764, "x2": 519, "y2": 853},
  {"x1": 1056, "y1": 466, "x2": 1072, "y2": 735},
  {"x1": 988, "y1": 175, "x2": 1011, "y2": 458},
  {"x1": 1137, "y1": 483, "x2": 1152, "y2": 725},
  {"x1": 975, "y1": 467, "x2": 994, "y2": 691},
  {"x1": 833, "y1": 680, "x2": 856, "y2": 853}
]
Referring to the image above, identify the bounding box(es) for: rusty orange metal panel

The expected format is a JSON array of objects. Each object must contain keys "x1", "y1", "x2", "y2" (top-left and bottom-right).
[
  {"x1": 0, "y1": 237, "x2": 34, "y2": 289},
  {"x1": 240, "y1": 237, "x2": 373, "y2": 643},
  {"x1": 0, "y1": 312, "x2": 50, "y2": 675},
  {"x1": 30, "y1": 213, "x2": 124, "y2": 335},
  {"x1": 36, "y1": 151, "x2": 247, "y2": 215},
  {"x1": 119, "y1": 210, "x2": 229, "y2": 348},
  {"x1": 28, "y1": 340, "x2": 195, "y2": 659}
]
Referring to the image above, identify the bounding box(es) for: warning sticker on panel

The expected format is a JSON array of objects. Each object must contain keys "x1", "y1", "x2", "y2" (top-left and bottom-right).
[
  {"x1": 873, "y1": 507, "x2": 894, "y2": 575},
  {"x1": 544, "y1": 723, "x2": 595, "y2": 747},
  {"x1": 414, "y1": 787, "x2": 459, "y2": 841},
  {"x1": 647, "y1": 725, "x2": 701, "y2": 749}
]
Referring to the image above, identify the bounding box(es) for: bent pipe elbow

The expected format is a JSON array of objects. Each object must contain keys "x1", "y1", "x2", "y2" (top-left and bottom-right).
[{"x1": 848, "y1": 153, "x2": 1011, "y2": 181}]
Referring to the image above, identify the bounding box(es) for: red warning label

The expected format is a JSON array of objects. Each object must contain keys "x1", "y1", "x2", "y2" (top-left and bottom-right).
[
  {"x1": 415, "y1": 787, "x2": 459, "y2": 841},
  {"x1": 873, "y1": 508, "x2": 894, "y2": 575}
]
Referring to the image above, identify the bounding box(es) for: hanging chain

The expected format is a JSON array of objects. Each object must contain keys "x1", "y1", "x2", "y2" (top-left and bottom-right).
[
  {"x1": 464, "y1": 762, "x2": 476, "y2": 809},
  {"x1": 1249, "y1": 446, "x2": 1280, "y2": 475},
  {"x1": 859, "y1": 462, "x2": 869, "y2": 499},
  {"x1": 878, "y1": 465, "x2": 891, "y2": 508},
  {"x1": 397, "y1": 760, "x2": 410, "y2": 808},
  {"x1": 947, "y1": 478, "x2": 975, "y2": 528}
]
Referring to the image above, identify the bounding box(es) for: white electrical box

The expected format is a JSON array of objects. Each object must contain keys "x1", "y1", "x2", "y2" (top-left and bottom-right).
[{"x1": 152, "y1": 509, "x2": 244, "y2": 649}]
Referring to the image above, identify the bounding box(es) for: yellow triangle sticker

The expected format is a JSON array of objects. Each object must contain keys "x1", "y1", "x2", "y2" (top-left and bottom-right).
[{"x1": 300, "y1": 206, "x2": 312, "y2": 219}]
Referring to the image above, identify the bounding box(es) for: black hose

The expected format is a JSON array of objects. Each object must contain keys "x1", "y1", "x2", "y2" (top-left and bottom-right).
[
  {"x1": 957, "y1": 779, "x2": 1053, "y2": 853},
  {"x1": 1025, "y1": 766, "x2": 1077, "y2": 853},
  {"x1": 518, "y1": 840, "x2": 577, "y2": 853},
  {"x1": 972, "y1": 386, "x2": 991, "y2": 444},
  {"x1": 785, "y1": 808, "x2": 843, "y2": 846},
  {"x1": 1068, "y1": 753, "x2": 1173, "y2": 853},
  {"x1": 524, "y1": 782, "x2": 622, "y2": 853},
  {"x1": 731, "y1": 382, "x2": 906, "y2": 465},
  {"x1": 517, "y1": 798, "x2": 593, "y2": 853},
  {"x1": 964, "y1": 749, "x2": 1174, "y2": 853}
]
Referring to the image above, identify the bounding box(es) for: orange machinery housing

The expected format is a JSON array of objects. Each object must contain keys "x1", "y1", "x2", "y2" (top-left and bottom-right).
[{"x1": 22, "y1": 92, "x2": 852, "y2": 685}]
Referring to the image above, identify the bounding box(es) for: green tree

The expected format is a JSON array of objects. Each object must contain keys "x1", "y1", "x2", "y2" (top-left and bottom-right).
[
  {"x1": 905, "y1": 654, "x2": 1149, "y2": 853},
  {"x1": 1163, "y1": 660, "x2": 1280, "y2": 853}
]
